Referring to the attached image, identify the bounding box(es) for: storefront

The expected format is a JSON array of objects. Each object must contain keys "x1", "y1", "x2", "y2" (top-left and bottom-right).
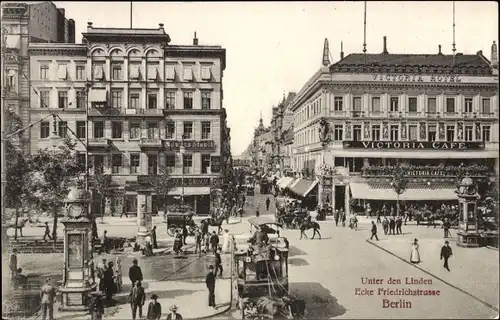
[{"x1": 287, "y1": 178, "x2": 319, "y2": 209}]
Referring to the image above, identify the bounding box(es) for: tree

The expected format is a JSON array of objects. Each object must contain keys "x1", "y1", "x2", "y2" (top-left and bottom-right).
[
  {"x1": 390, "y1": 164, "x2": 408, "y2": 217},
  {"x1": 151, "y1": 165, "x2": 173, "y2": 215},
  {"x1": 3, "y1": 108, "x2": 30, "y2": 240},
  {"x1": 92, "y1": 170, "x2": 112, "y2": 218},
  {"x1": 27, "y1": 138, "x2": 85, "y2": 241}
]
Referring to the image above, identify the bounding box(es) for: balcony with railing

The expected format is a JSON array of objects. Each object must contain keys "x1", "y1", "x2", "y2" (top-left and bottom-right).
[
  {"x1": 139, "y1": 138, "x2": 163, "y2": 149},
  {"x1": 88, "y1": 138, "x2": 111, "y2": 149},
  {"x1": 124, "y1": 108, "x2": 164, "y2": 117}
]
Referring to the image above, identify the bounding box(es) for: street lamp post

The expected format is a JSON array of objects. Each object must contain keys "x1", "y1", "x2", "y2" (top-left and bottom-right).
[
  {"x1": 390, "y1": 164, "x2": 408, "y2": 217},
  {"x1": 1, "y1": 27, "x2": 8, "y2": 223}
]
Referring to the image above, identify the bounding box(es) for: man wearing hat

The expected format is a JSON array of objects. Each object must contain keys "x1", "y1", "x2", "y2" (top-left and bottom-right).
[
  {"x1": 440, "y1": 240, "x2": 453, "y2": 271},
  {"x1": 205, "y1": 265, "x2": 217, "y2": 309},
  {"x1": 166, "y1": 304, "x2": 183, "y2": 320},
  {"x1": 146, "y1": 294, "x2": 162, "y2": 320},
  {"x1": 129, "y1": 280, "x2": 146, "y2": 320}
]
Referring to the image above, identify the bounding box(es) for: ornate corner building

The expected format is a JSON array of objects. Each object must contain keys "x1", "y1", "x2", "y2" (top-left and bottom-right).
[
  {"x1": 26, "y1": 22, "x2": 229, "y2": 216},
  {"x1": 290, "y1": 37, "x2": 499, "y2": 214},
  {"x1": 1, "y1": 1, "x2": 75, "y2": 152}
]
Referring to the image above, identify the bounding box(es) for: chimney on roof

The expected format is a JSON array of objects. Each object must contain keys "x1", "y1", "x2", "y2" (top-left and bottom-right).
[
  {"x1": 193, "y1": 32, "x2": 198, "y2": 46},
  {"x1": 438, "y1": 45, "x2": 442, "y2": 55},
  {"x1": 87, "y1": 22, "x2": 93, "y2": 31},
  {"x1": 340, "y1": 41, "x2": 344, "y2": 60},
  {"x1": 159, "y1": 23, "x2": 164, "y2": 30},
  {"x1": 491, "y1": 41, "x2": 498, "y2": 68},
  {"x1": 382, "y1": 36, "x2": 388, "y2": 54}
]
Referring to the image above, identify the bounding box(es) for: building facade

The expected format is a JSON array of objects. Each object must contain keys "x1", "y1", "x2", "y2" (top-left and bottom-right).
[
  {"x1": 28, "y1": 23, "x2": 228, "y2": 215},
  {"x1": 290, "y1": 38, "x2": 499, "y2": 213},
  {"x1": 270, "y1": 92, "x2": 296, "y2": 176},
  {"x1": 2, "y1": 1, "x2": 75, "y2": 152}
]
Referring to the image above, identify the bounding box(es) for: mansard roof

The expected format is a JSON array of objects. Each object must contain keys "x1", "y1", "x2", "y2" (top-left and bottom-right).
[{"x1": 331, "y1": 52, "x2": 492, "y2": 76}]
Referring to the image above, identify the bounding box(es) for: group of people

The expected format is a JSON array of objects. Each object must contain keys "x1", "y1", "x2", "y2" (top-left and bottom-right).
[
  {"x1": 95, "y1": 256, "x2": 123, "y2": 302},
  {"x1": 379, "y1": 216, "x2": 405, "y2": 235}
]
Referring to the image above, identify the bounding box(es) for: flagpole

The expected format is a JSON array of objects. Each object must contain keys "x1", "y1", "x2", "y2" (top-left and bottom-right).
[
  {"x1": 363, "y1": 1, "x2": 367, "y2": 65},
  {"x1": 130, "y1": 1, "x2": 133, "y2": 29}
]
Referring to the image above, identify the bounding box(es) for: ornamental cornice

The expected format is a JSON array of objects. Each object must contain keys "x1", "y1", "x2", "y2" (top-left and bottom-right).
[{"x1": 29, "y1": 48, "x2": 88, "y2": 57}]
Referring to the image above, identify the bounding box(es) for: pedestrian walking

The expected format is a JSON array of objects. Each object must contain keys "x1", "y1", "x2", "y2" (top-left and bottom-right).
[
  {"x1": 206, "y1": 265, "x2": 217, "y2": 309},
  {"x1": 266, "y1": 197, "x2": 271, "y2": 211},
  {"x1": 376, "y1": 210, "x2": 381, "y2": 223},
  {"x1": 43, "y1": 222, "x2": 52, "y2": 241},
  {"x1": 151, "y1": 226, "x2": 158, "y2": 249},
  {"x1": 146, "y1": 294, "x2": 162, "y2": 320},
  {"x1": 203, "y1": 232, "x2": 211, "y2": 254},
  {"x1": 201, "y1": 219, "x2": 209, "y2": 238},
  {"x1": 103, "y1": 261, "x2": 116, "y2": 301},
  {"x1": 256, "y1": 207, "x2": 260, "y2": 217},
  {"x1": 370, "y1": 221, "x2": 379, "y2": 241},
  {"x1": 210, "y1": 231, "x2": 219, "y2": 254},
  {"x1": 396, "y1": 216, "x2": 403, "y2": 235},
  {"x1": 409, "y1": 238, "x2": 421, "y2": 264},
  {"x1": 440, "y1": 240, "x2": 453, "y2": 271},
  {"x1": 129, "y1": 281, "x2": 146, "y2": 320},
  {"x1": 194, "y1": 228, "x2": 203, "y2": 255},
  {"x1": 182, "y1": 226, "x2": 188, "y2": 245},
  {"x1": 102, "y1": 230, "x2": 110, "y2": 253},
  {"x1": 166, "y1": 305, "x2": 183, "y2": 320},
  {"x1": 334, "y1": 210, "x2": 339, "y2": 226},
  {"x1": 341, "y1": 211, "x2": 346, "y2": 227},
  {"x1": 214, "y1": 248, "x2": 223, "y2": 278},
  {"x1": 443, "y1": 218, "x2": 451, "y2": 238},
  {"x1": 389, "y1": 217, "x2": 396, "y2": 235},
  {"x1": 221, "y1": 229, "x2": 231, "y2": 253},
  {"x1": 120, "y1": 206, "x2": 128, "y2": 218},
  {"x1": 9, "y1": 249, "x2": 18, "y2": 280},
  {"x1": 382, "y1": 217, "x2": 389, "y2": 235},
  {"x1": 97, "y1": 258, "x2": 107, "y2": 292},
  {"x1": 128, "y1": 259, "x2": 143, "y2": 285},
  {"x1": 91, "y1": 218, "x2": 98, "y2": 241},
  {"x1": 40, "y1": 278, "x2": 56, "y2": 320}
]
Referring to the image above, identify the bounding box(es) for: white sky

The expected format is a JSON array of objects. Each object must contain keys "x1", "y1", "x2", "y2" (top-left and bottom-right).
[{"x1": 53, "y1": 1, "x2": 498, "y2": 155}]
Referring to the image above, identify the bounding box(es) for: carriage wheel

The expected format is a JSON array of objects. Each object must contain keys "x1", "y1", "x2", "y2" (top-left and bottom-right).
[{"x1": 167, "y1": 227, "x2": 176, "y2": 237}]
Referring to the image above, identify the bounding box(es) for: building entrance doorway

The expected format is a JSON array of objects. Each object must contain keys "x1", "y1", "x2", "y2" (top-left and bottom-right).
[{"x1": 335, "y1": 185, "x2": 345, "y2": 212}]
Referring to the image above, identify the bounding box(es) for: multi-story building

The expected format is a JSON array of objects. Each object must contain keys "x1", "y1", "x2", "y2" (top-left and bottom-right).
[
  {"x1": 250, "y1": 116, "x2": 272, "y2": 175},
  {"x1": 270, "y1": 92, "x2": 296, "y2": 176},
  {"x1": 1, "y1": 1, "x2": 75, "y2": 152},
  {"x1": 290, "y1": 37, "x2": 499, "y2": 213},
  {"x1": 28, "y1": 22, "x2": 228, "y2": 216}
]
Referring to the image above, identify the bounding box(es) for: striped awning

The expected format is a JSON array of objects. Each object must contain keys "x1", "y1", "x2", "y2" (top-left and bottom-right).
[
  {"x1": 277, "y1": 177, "x2": 294, "y2": 189},
  {"x1": 289, "y1": 179, "x2": 319, "y2": 198},
  {"x1": 350, "y1": 183, "x2": 458, "y2": 201},
  {"x1": 168, "y1": 187, "x2": 210, "y2": 196}
]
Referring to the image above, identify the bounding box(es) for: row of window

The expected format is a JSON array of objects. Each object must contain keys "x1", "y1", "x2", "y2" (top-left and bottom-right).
[
  {"x1": 85, "y1": 153, "x2": 213, "y2": 175},
  {"x1": 295, "y1": 96, "x2": 495, "y2": 126},
  {"x1": 38, "y1": 89, "x2": 213, "y2": 110},
  {"x1": 40, "y1": 63, "x2": 213, "y2": 82},
  {"x1": 39, "y1": 120, "x2": 213, "y2": 140},
  {"x1": 295, "y1": 123, "x2": 493, "y2": 146}
]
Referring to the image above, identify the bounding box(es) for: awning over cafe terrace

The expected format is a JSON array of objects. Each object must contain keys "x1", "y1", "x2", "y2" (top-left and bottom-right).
[
  {"x1": 168, "y1": 187, "x2": 211, "y2": 196},
  {"x1": 89, "y1": 89, "x2": 107, "y2": 103},
  {"x1": 329, "y1": 149, "x2": 497, "y2": 159},
  {"x1": 289, "y1": 179, "x2": 319, "y2": 198},
  {"x1": 276, "y1": 177, "x2": 294, "y2": 189},
  {"x1": 349, "y1": 182, "x2": 457, "y2": 201}
]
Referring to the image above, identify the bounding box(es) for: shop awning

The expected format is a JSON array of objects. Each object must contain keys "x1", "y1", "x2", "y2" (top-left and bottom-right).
[
  {"x1": 349, "y1": 183, "x2": 457, "y2": 201},
  {"x1": 168, "y1": 187, "x2": 211, "y2": 196},
  {"x1": 89, "y1": 89, "x2": 107, "y2": 103},
  {"x1": 289, "y1": 179, "x2": 319, "y2": 198},
  {"x1": 277, "y1": 177, "x2": 294, "y2": 189}
]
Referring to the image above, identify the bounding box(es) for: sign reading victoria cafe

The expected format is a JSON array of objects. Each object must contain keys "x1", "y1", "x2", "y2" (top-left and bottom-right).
[{"x1": 343, "y1": 141, "x2": 485, "y2": 150}]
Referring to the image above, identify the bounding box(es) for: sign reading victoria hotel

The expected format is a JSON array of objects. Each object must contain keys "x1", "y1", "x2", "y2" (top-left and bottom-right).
[
  {"x1": 372, "y1": 74, "x2": 462, "y2": 83},
  {"x1": 343, "y1": 141, "x2": 485, "y2": 150}
]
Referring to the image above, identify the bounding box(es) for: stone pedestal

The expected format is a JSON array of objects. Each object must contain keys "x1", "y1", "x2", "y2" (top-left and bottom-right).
[
  {"x1": 136, "y1": 189, "x2": 152, "y2": 246},
  {"x1": 59, "y1": 186, "x2": 96, "y2": 312}
]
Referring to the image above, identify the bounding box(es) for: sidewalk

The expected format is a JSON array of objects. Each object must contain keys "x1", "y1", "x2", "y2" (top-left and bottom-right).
[{"x1": 368, "y1": 234, "x2": 499, "y2": 311}]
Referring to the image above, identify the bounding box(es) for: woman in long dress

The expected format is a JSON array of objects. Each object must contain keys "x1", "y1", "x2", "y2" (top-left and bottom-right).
[
  {"x1": 221, "y1": 229, "x2": 230, "y2": 253},
  {"x1": 114, "y1": 257, "x2": 123, "y2": 293},
  {"x1": 409, "y1": 238, "x2": 421, "y2": 264}
]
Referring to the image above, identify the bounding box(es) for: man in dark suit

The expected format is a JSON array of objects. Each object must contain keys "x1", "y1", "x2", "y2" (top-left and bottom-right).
[
  {"x1": 129, "y1": 281, "x2": 146, "y2": 320},
  {"x1": 146, "y1": 293, "x2": 162, "y2": 320},
  {"x1": 205, "y1": 265, "x2": 216, "y2": 309},
  {"x1": 440, "y1": 240, "x2": 453, "y2": 271},
  {"x1": 214, "y1": 248, "x2": 223, "y2": 278},
  {"x1": 210, "y1": 231, "x2": 219, "y2": 254},
  {"x1": 129, "y1": 259, "x2": 143, "y2": 285},
  {"x1": 370, "y1": 221, "x2": 379, "y2": 241},
  {"x1": 389, "y1": 218, "x2": 396, "y2": 235},
  {"x1": 151, "y1": 226, "x2": 158, "y2": 249}
]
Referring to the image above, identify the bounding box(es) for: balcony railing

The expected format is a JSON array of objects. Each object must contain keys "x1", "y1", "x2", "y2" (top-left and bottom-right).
[
  {"x1": 88, "y1": 138, "x2": 111, "y2": 149},
  {"x1": 139, "y1": 138, "x2": 163, "y2": 149},
  {"x1": 124, "y1": 108, "x2": 164, "y2": 116}
]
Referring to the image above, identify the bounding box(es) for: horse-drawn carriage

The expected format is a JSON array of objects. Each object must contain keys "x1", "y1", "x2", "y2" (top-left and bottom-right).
[
  {"x1": 233, "y1": 220, "x2": 306, "y2": 319},
  {"x1": 166, "y1": 208, "x2": 197, "y2": 237}
]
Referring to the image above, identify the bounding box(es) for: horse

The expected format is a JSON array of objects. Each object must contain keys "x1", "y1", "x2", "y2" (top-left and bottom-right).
[{"x1": 299, "y1": 221, "x2": 321, "y2": 240}]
